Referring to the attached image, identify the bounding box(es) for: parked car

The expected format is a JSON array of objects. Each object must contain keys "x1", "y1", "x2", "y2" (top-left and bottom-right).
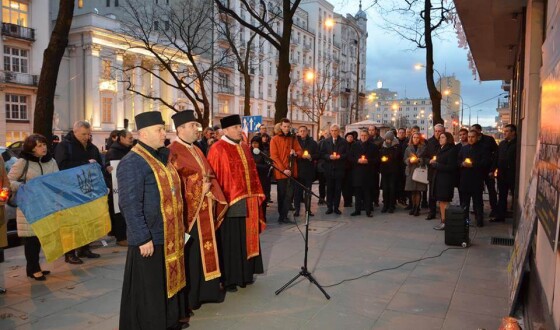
[{"x1": 1, "y1": 147, "x2": 20, "y2": 248}]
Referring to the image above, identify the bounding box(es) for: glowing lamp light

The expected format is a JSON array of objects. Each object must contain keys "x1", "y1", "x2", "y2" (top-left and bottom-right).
[
  {"x1": 381, "y1": 156, "x2": 388, "y2": 162},
  {"x1": 99, "y1": 80, "x2": 117, "y2": 92}
]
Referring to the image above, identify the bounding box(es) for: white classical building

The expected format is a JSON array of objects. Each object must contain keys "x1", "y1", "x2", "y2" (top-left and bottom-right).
[{"x1": 0, "y1": 0, "x2": 50, "y2": 147}]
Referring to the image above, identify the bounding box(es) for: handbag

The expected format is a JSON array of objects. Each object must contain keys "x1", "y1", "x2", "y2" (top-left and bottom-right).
[
  {"x1": 7, "y1": 160, "x2": 29, "y2": 207},
  {"x1": 412, "y1": 166, "x2": 429, "y2": 184}
]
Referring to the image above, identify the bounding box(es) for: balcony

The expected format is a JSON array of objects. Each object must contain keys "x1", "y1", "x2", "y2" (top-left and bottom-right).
[
  {"x1": 216, "y1": 84, "x2": 234, "y2": 94},
  {"x1": 341, "y1": 87, "x2": 351, "y2": 94},
  {"x1": 0, "y1": 71, "x2": 39, "y2": 86},
  {"x1": 1, "y1": 23, "x2": 35, "y2": 41}
]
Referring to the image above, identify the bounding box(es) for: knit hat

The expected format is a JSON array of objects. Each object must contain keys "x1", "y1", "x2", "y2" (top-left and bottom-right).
[{"x1": 384, "y1": 131, "x2": 395, "y2": 141}]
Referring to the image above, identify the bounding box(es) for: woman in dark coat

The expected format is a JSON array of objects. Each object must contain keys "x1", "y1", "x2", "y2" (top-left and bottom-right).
[
  {"x1": 403, "y1": 132, "x2": 428, "y2": 217},
  {"x1": 379, "y1": 131, "x2": 401, "y2": 213},
  {"x1": 251, "y1": 136, "x2": 271, "y2": 221},
  {"x1": 429, "y1": 132, "x2": 458, "y2": 230}
]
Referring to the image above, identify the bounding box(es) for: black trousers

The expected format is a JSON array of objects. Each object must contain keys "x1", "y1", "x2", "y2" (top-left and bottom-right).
[
  {"x1": 428, "y1": 181, "x2": 437, "y2": 215},
  {"x1": 354, "y1": 186, "x2": 372, "y2": 214},
  {"x1": 108, "y1": 193, "x2": 127, "y2": 241},
  {"x1": 496, "y1": 179, "x2": 513, "y2": 219},
  {"x1": 484, "y1": 174, "x2": 498, "y2": 211},
  {"x1": 326, "y1": 175, "x2": 343, "y2": 210},
  {"x1": 294, "y1": 175, "x2": 314, "y2": 213},
  {"x1": 24, "y1": 236, "x2": 42, "y2": 275},
  {"x1": 381, "y1": 173, "x2": 397, "y2": 209},
  {"x1": 461, "y1": 190, "x2": 484, "y2": 224},
  {"x1": 342, "y1": 172, "x2": 353, "y2": 206},
  {"x1": 317, "y1": 172, "x2": 326, "y2": 200},
  {"x1": 276, "y1": 179, "x2": 294, "y2": 220},
  {"x1": 372, "y1": 170, "x2": 380, "y2": 204}
]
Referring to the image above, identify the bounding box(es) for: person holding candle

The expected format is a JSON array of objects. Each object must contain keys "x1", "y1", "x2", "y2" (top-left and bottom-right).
[
  {"x1": 379, "y1": 131, "x2": 401, "y2": 213},
  {"x1": 294, "y1": 126, "x2": 318, "y2": 217},
  {"x1": 342, "y1": 132, "x2": 356, "y2": 208},
  {"x1": 458, "y1": 129, "x2": 490, "y2": 227},
  {"x1": 404, "y1": 132, "x2": 428, "y2": 216},
  {"x1": 349, "y1": 129, "x2": 379, "y2": 217},
  {"x1": 425, "y1": 124, "x2": 446, "y2": 220},
  {"x1": 492, "y1": 124, "x2": 518, "y2": 223},
  {"x1": 430, "y1": 132, "x2": 459, "y2": 230},
  {"x1": 368, "y1": 125, "x2": 384, "y2": 208},
  {"x1": 319, "y1": 124, "x2": 348, "y2": 215}
]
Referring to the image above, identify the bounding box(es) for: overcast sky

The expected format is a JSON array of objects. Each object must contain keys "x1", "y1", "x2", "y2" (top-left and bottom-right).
[{"x1": 333, "y1": 1, "x2": 504, "y2": 127}]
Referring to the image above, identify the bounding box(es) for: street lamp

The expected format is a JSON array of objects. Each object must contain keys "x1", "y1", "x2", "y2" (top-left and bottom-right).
[
  {"x1": 443, "y1": 90, "x2": 465, "y2": 128},
  {"x1": 415, "y1": 64, "x2": 443, "y2": 91},
  {"x1": 476, "y1": 109, "x2": 483, "y2": 124},
  {"x1": 326, "y1": 18, "x2": 363, "y2": 123},
  {"x1": 289, "y1": 70, "x2": 315, "y2": 122}
]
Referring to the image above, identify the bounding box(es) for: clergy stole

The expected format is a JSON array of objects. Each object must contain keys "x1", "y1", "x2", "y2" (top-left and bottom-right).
[
  {"x1": 133, "y1": 144, "x2": 186, "y2": 298},
  {"x1": 169, "y1": 141, "x2": 227, "y2": 281}
]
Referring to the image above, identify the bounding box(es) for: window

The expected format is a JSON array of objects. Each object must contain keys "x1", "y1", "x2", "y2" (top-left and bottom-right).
[
  {"x1": 106, "y1": 0, "x2": 110, "y2": 6},
  {"x1": 267, "y1": 83, "x2": 272, "y2": 97},
  {"x1": 3, "y1": 46, "x2": 28, "y2": 73},
  {"x1": 218, "y1": 99, "x2": 229, "y2": 114},
  {"x1": 218, "y1": 72, "x2": 229, "y2": 87},
  {"x1": 2, "y1": 0, "x2": 28, "y2": 26},
  {"x1": 102, "y1": 59, "x2": 112, "y2": 79},
  {"x1": 101, "y1": 97, "x2": 113, "y2": 123},
  {"x1": 5, "y1": 130, "x2": 28, "y2": 145},
  {"x1": 5, "y1": 94, "x2": 27, "y2": 120},
  {"x1": 78, "y1": 0, "x2": 83, "y2": 8},
  {"x1": 115, "y1": 0, "x2": 119, "y2": 6}
]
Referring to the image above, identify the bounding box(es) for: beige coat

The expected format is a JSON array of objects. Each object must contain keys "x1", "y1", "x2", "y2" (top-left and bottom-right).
[{"x1": 8, "y1": 157, "x2": 59, "y2": 237}]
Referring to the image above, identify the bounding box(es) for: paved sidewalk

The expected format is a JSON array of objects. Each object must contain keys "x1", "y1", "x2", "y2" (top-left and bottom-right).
[{"x1": 0, "y1": 188, "x2": 513, "y2": 330}]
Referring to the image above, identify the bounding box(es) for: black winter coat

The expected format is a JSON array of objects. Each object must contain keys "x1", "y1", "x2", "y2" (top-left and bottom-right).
[
  {"x1": 104, "y1": 141, "x2": 132, "y2": 188},
  {"x1": 319, "y1": 137, "x2": 348, "y2": 178},
  {"x1": 479, "y1": 134, "x2": 498, "y2": 172},
  {"x1": 425, "y1": 135, "x2": 440, "y2": 180},
  {"x1": 379, "y1": 144, "x2": 400, "y2": 175},
  {"x1": 457, "y1": 142, "x2": 489, "y2": 193},
  {"x1": 54, "y1": 131, "x2": 102, "y2": 170},
  {"x1": 349, "y1": 140, "x2": 379, "y2": 187},
  {"x1": 497, "y1": 137, "x2": 517, "y2": 186},
  {"x1": 296, "y1": 136, "x2": 319, "y2": 181},
  {"x1": 431, "y1": 144, "x2": 458, "y2": 202}
]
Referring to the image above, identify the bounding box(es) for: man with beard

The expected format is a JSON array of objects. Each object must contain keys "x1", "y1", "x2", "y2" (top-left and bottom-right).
[
  {"x1": 207, "y1": 115, "x2": 266, "y2": 292},
  {"x1": 168, "y1": 111, "x2": 228, "y2": 315}
]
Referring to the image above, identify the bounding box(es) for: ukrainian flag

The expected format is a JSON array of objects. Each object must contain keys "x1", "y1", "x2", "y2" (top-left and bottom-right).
[{"x1": 17, "y1": 163, "x2": 111, "y2": 262}]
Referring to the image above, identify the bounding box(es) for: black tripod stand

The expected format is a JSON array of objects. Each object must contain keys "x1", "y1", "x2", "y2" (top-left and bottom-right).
[{"x1": 262, "y1": 155, "x2": 330, "y2": 299}]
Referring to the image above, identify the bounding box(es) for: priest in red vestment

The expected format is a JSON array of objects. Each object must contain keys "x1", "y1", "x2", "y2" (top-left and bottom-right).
[
  {"x1": 168, "y1": 110, "x2": 228, "y2": 314},
  {"x1": 207, "y1": 114, "x2": 266, "y2": 292}
]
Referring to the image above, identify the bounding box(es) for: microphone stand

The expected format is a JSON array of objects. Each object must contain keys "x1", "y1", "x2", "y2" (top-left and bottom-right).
[{"x1": 258, "y1": 151, "x2": 330, "y2": 299}]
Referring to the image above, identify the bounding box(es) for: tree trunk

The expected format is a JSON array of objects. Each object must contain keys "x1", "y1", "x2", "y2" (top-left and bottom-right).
[
  {"x1": 243, "y1": 72, "x2": 251, "y2": 116},
  {"x1": 424, "y1": 0, "x2": 443, "y2": 126},
  {"x1": 33, "y1": 0, "x2": 75, "y2": 143},
  {"x1": 274, "y1": 13, "x2": 293, "y2": 123}
]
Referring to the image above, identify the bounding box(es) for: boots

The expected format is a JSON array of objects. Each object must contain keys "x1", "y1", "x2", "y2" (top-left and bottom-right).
[{"x1": 414, "y1": 205, "x2": 421, "y2": 216}]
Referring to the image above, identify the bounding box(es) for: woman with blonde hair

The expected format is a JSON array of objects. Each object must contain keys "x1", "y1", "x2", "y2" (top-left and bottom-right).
[{"x1": 403, "y1": 132, "x2": 428, "y2": 216}]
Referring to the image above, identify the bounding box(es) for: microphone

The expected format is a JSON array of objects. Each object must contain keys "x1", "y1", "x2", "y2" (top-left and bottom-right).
[{"x1": 252, "y1": 148, "x2": 274, "y2": 163}]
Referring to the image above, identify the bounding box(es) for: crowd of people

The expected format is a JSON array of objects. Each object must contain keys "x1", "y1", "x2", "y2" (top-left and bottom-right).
[{"x1": 0, "y1": 111, "x2": 518, "y2": 328}]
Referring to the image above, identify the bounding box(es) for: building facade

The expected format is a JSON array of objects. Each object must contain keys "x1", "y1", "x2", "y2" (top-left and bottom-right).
[{"x1": 0, "y1": 0, "x2": 50, "y2": 147}]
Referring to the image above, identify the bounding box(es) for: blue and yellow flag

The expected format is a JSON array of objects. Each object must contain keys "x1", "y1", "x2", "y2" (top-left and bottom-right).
[{"x1": 17, "y1": 163, "x2": 111, "y2": 262}]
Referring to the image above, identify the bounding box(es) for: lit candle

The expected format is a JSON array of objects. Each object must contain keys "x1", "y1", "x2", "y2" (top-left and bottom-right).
[
  {"x1": 432, "y1": 156, "x2": 437, "y2": 161},
  {"x1": 494, "y1": 169, "x2": 498, "y2": 177},
  {"x1": 464, "y1": 158, "x2": 472, "y2": 164},
  {"x1": 0, "y1": 188, "x2": 8, "y2": 202},
  {"x1": 410, "y1": 155, "x2": 418, "y2": 162},
  {"x1": 332, "y1": 152, "x2": 337, "y2": 158},
  {"x1": 381, "y1": 156, "x2": 388, "y2": 162},
  {"x1": 303, "y1": 150, "x2": 309, "y2": 157},
  {"x1": 360, "y1": 155, "x2": 366, "y2": 161}
]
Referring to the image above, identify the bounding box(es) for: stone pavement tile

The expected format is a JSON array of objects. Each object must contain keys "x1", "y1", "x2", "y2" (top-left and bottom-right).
[
  {"x1": 186, "y1": 316, "x2": 240, "y2": 330},
  {"x1": 329, "y1": 270, "x2": 406, "y2": 301},
  {"x1": 10, "y1": 290, "x2": 83, "y2": 318},
  {"x1": 399, "y1": 276, "x2": 456, "y2": 299},
  {"x1": 333, "y1": 291, "x2": 390, "y2": 320},
  {"x1": 455, "y1": 275, "x2": 508, "y2": 298},
  {"x1": 408, "y1": 264, "x2": 462, "y2": 283},
  {"x1": 448, "y1": 291, "x2": 508, "y2": 317},
  {"x1": 442, "y1": 309, "x2": 502, "y2": 330},
  {"x1": 8, "y1": 275, "x2": 79, "y2": 299},
  {"x1": 71, "y1": 289, "x2": 121, "y2": 319},
  {"x1": 0, "y1": 291, "x2": 28, "y2": 308},
  {"x1": 0, "y1": 306, "x2": 37, "y2": 329},
  {"x1": 60, "y1": 277, "x2": 123, "y2": 299},
  {"x1": 303, "y1": 302, "x2": 377, "y2": 330},
  {"x1": 228, "y1": 315, "x2": 308, "y2": 330},
  {"x1": 86, "y1": 314, "x2": 118, "y2": 330},
  {"x1": 372, "y1": 310, "x2": 444, "y2": 330},
  {"x1": 459, "y1": 264, "x2": 507, "y2": 281},
  {"x1": 15, "y1": 309, "x2": 105, "y2": 330},
  {"x1": 386, "y1": 291, "x2": 451, "y2": 319}
]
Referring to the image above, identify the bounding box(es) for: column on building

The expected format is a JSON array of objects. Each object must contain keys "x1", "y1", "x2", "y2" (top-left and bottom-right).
[
  {"x1": 133, "y1": 55, "x2": 144, "y2": 127},
  {"x1": 84, "y1": 44, "x2": 102, "y2": 128},
  {"x1": 151, "y1": 63, "x2": 160, "y2": 112},
  {"x1": 115, "y1": 50, "x2": 125, "y2": 129}
]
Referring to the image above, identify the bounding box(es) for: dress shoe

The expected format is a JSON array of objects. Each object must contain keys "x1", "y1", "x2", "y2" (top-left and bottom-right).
[
  {"x1": 325, "y1": 209, "x2": 333, "y2": 215},
  {"x1": 381, "y1": 207, "x2": 388, "y2": 213},
  {"x1": 350, "y1": 211, "x2": 361, "y2": 216},
  {"x1": 489, "y1": 218, "x2": 505, "y2": 223},
  {"x1": 293, "y1": 211, "x2": 300, "y2": 217},
  {"x1": 366, "y1": 212, "x2": 373, "y2": 218},
  {"x1": 308, "y1": 211, "x2": 315, "y2": 216},
  {"x1": 409, "y1": 208, "x2": 415, "y2": 215},
  {"x1": 334, "y1": 209, "x2": 342, "y2": 215},
  {"x1": 116, "y1": 240, "x2": 128, "y2": 247},
  {"x1": 77, "y1": 250, "x2": 101, "y2": 259},
  {"x1": 28, "y1": 273, "x2": 46, "y2": 281},
  {"x1": 414, "y1": 207, "x2": 421, "y2": 217},
  {"x1": 65, "y1": 254, "x2": 83, "y2": 264},
  {"x1": 489, "y1": 210, "x2": 496, "y2": 218},
  {"x1": 425, "y1": 213, "x2": 436, "y2": 220},
  {"x1": 388, "y1": 208, "x2": 395, "y2": 214}
]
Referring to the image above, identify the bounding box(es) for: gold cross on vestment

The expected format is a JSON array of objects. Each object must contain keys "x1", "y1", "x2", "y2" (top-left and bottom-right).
[{"x1": 204, "y1": 241, "x2": 213, "y2": 251}]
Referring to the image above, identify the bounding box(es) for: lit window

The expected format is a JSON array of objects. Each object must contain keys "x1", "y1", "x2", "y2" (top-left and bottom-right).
[
  {"x1": 2, "y1": 0, "x2": 28, "y2": 26},
  {"x1": 5, "y1": 94, "x2": 27, "y2": 120},
  {"x1": 101, "y1": 97, "x2": 113, "y2": 123}
]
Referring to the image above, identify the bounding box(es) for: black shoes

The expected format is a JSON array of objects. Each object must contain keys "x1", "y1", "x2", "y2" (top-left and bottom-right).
[
  {"x1": 381, "y1": 207, "x2": 388, "y2": 213},
  {"x1": 366, "y1": 212, "x2": 373, "y2": 217},
  {"x1": 65, "y1": 254, "x2": 83, "y2": 264},
  {"x1": 326, "y1": 209, "x2": 333, "y2": 215},
  {"x1": 334, "y1": 209, "x2": 342, "y2": 215},
  {"x1": 414, "y1": 207, "x2": 420, "y2": 217},
  {"x1": 77, "y1": 250, "x2": 100, "y2": 259},
  {"x1": 293, "y1": 211, "x2": 300, "y2": 217},
  {"x1": 278, "y1": 218, "x2": 295, "y2": 224},
  {"x1": 388, "y1": 208, "x2": 395, "y2": 214},
  {"x1": 28, "y1": 273, "x2": 46, "y2": 281},
  {"x1": 489, "y1": 218, "x2": 505, "y2": 223},
  {"x1": 318, "y1": 199, "x2": 326, "y2": 205},
  {"x1": 350, "y1": 211, "x2": 361, "y2": 216},
  {"x1": 425, "y1": 213, "x2": 436, "y2": 220}
]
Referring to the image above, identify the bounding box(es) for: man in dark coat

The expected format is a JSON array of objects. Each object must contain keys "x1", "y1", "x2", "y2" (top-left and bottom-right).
[
  {"x1": 342, "y1": 132, "x2": 355, "y2": 207},
  {"x1": 316, "y1": 133, "x2": 329, "y2": 205},
  {"x1": 54, "y1": 120, "x2": 103, "y2": 264},
  {"x1": 349, "y1": 129, "x2": 379, "y2": 217},
  {"x1": 458, "y1": 129, "x2": 490, "y2": 227},
  {"x1": 472, "y1": 124, "x2": 499, "y2": 216},
  {"x1": 396, "y1": 128, "x2": 408, "y2": 206},
  {"x1": 198, "y1": 127, "x2": 214, "y2": 156},
  {"x1": 425, "y1": 124, "x2": 445, "y2": 220},
  {"x1": 379, "y1": 131, "x2": 400, "y2": 213},
  {"x1": 104, "y1": 130, "x2": 134, "y2": 246},
  {"x1": 294, "y1": 125, "x2": 318, "y2": 217},
  {"x1": 368, "y1": 125, "x2": 383, "y2": 207},
  {"x1": 492, "y1": 124, "x2": 517, "y2": 222},
  {"x1": 319, "y1": 124, "x2": 348, "y2": 215}
]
